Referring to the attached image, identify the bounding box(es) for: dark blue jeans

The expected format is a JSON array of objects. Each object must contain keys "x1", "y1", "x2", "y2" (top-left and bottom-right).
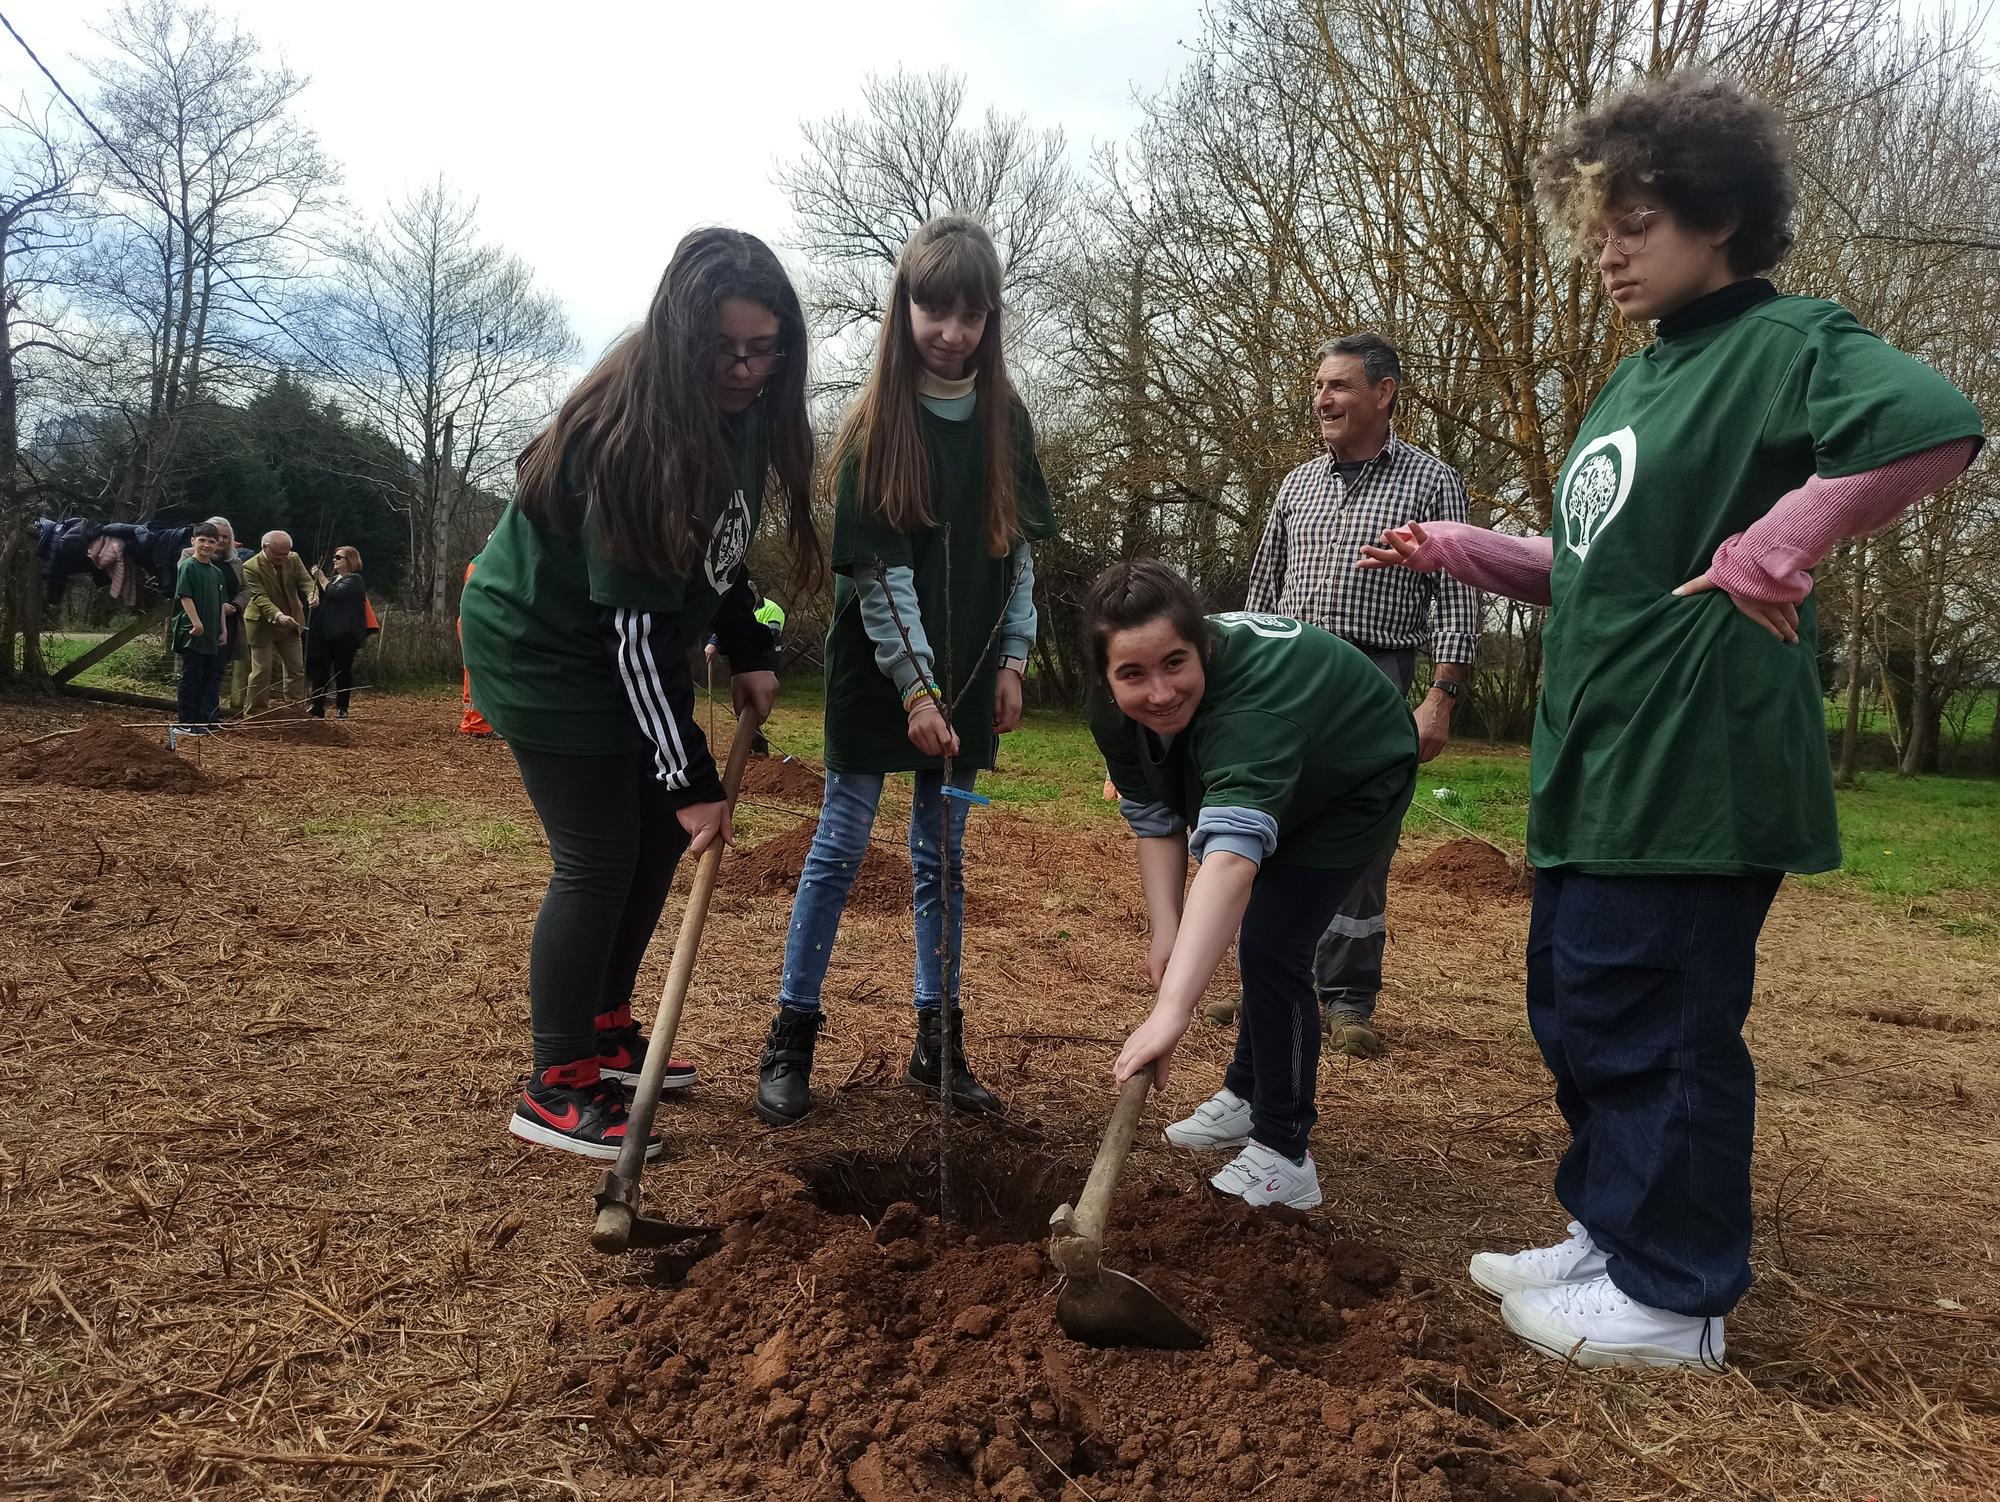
[
  {"x1": 1527, "y1": 866, "x2": 1781, "y2": 1317},
  {"x1": 175, "y1": 650, "x2": 225, "y2": 728},
  {"x1": 1222, "y1": 857, "x2": 1368, "y2": 1160}
]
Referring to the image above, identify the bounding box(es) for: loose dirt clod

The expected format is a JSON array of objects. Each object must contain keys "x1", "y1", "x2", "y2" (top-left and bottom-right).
[
  {"x1": 732, "y1": 821, "x2": 912, "y2": 914},
  {"x1": 1404, "y1": 838, "x2": 1531, "y2": 902},
  {"x1": 591, "y1": 1150, "x2": 1576, "y2": 1502},
  {"x1": 1, "y1": 720, "x2": 211, "y2": 793}
]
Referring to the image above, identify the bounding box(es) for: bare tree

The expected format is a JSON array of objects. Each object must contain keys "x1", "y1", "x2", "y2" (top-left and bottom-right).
[
  {"x1": 323, "y1": 180, "x2": 576, "y2": 614},
  {"x1": 72, "y1": 0, "x2": 336, "y2": 520},
  {"x1": 0, "y1": 106, "x2": 94, "y2": 685},
  {"x1": 775, "y1": 68, "x2": 1077, "y2": 391}
]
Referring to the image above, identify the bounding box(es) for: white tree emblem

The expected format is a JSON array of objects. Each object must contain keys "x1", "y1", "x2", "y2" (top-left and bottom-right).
[
  {"x1": 705, "y1": 491, "x2": 752, "y2": 593},
  {"x1": 1558, "y1": 428, "x2": 1637, "y2": 559}
]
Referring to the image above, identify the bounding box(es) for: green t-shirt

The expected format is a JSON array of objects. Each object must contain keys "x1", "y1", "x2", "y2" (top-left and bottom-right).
[
  {"x1": 1092, "y1": 613, "x2": 1419, "y2": 870},
  {"x1": 460, "y1": 410, "x2": 768, "y2": 755},
  {"x1": 1534, "y1": 290, "x2": 1983, "y2": 874},
  {"x1": 822, "y1": 399, "x2": 1060, "y2": 773},
  {"x1": 171, "y1": 557, "x2": 225, "y2": 655}
]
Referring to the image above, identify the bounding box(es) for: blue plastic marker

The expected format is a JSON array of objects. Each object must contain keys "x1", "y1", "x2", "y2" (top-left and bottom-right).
[{"x1": 941, "y1": 785, "x2": 991, "y2": 806}]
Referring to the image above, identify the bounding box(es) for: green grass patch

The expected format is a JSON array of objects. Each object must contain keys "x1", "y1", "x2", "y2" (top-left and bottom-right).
[
  {"x1": 19, "y1": 631, "x2": 177, "y2": 694},
  {"x1": 260, "y1": 795, "x2": 543, "y2": 872}
]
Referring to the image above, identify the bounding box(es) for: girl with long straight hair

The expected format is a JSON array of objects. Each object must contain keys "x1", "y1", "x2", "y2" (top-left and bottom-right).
[
  {"x1": 752, "y1": 215, "x2": 1060, "y2": 1127},
  {"x1": 461, "y1": 227, "x2": 822, "y2": 1161},
  {"x1": 1362, "y1": 73, "x2": 1981, "y2": 1368}
]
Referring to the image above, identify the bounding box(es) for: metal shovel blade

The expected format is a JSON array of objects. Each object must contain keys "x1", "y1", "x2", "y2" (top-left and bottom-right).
[{"x1": 1057, "y1": 1265, "x2": 1205, "y2": 1350}]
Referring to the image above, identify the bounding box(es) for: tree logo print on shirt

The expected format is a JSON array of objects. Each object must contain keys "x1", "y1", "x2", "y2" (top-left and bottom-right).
[
  {"x1": 704, "y1": 490, "x2": 752, "y2": 594},
  {"x1": 1213, "y1": 611, "x2": 1304, "y2": 639},
  {"x1": 1557, "y1": 427, "x2": 1637, "y2": 560}
]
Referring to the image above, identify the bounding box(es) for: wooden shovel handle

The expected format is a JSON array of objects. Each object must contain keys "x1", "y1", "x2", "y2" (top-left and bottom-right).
[{"x1": 1069, "y1": 1072, "x2": 1152, "y2": 1249}]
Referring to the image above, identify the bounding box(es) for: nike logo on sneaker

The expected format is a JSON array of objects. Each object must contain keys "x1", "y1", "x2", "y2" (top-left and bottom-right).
[
  {"x1": 1265, "y1": 1180, "x2": 1281, "y2": 1193},
  {"x1": 525, "y1": 1097, "x2": 581, "y2": 1131}
]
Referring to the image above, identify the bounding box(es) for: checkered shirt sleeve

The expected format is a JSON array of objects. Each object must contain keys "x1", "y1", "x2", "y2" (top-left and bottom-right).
[{"x1": 1245, "y1": 438, "x2": 1479, "y2": 664}]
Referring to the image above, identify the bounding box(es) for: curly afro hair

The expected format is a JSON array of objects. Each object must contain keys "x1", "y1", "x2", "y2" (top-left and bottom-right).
[{"x1": 1538, "y1": 72, "x2": 1797, "y2": 276}]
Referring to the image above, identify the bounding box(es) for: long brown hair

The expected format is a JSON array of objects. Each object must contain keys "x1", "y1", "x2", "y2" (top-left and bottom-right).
[
  {"x1": 516, "y1": 228, "x2": 822, "y2": 593},
  {"x1": 834, "y1": 216, "x2": 1018, "y2": 556}
]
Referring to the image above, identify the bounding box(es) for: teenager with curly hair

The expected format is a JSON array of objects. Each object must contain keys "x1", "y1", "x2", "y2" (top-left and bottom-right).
[{"x1": 1362, "y1": 72, "x2": 1981, "y2": 1368}]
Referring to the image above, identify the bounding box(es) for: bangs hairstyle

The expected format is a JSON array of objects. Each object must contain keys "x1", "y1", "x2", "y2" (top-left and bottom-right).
[
  {"x1": 1537, "y1": 71, "x2": 1797, "y2": 276},
  {"x1": 835, "y1": 215, "x2": 1020, "y2": 556},
  {"x1": 516, "y1": 227, "x2": 823, "y2": 595},
  {"x1": 1081, "y1": 560, "x2": 1214, "y2": 684}
]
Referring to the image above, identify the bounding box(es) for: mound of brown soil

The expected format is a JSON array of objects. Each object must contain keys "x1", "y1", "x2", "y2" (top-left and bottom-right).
[
  {"x1": 1, "y1": 721, "x2": 211, "y2": 793},
  {"x1": 742, "y1": 754, "x2": 825, "y2": 803},
  {"x1": 733, "y1": 821, "x2": 912, "y2": 914},
  {"x1": 582, "y1": 1151, "x2": 1582, "y2": 1502},
  {"x1": 245, "y1": 716, "x2": 352, "y2": 746},
  {"x1": 1403, "y1": 839, "x2": 1531, "y2": 902}
]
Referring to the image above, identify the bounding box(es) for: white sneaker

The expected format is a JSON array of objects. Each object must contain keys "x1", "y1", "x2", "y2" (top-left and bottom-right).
[
  {"x1": 1501, "y1": 1274, "x2": 1725, "y2": 1370},
  {"x1": 1209, "y1": 1140, "x2": 1321, "y2": 1209},
  {"x1": 1469, "y1": 1221, "x2": 1610, "y2": 1298},
  {"x1": 1164, "y1": 1087, "x2": 1252, "y2": 1150}
]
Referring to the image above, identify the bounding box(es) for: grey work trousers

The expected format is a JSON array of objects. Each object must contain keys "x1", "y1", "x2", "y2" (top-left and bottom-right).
[{"x1": 1311, "y1": 647, "x2": 1416, "y2": 1022}]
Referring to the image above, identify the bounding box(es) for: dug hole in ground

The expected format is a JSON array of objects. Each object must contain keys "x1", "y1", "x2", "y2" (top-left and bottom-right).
[{"x1": 1, "y1": 695, "x2": 1995, "y2": 1501}]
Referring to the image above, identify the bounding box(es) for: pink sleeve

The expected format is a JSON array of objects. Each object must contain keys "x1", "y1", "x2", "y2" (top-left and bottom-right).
[
  {"x1": 1707, "y1": 438, "x2": 1980, "y2": 605},
  {"x1": 1407, "y1": 522, "x2": 1554, "y2": 607}
]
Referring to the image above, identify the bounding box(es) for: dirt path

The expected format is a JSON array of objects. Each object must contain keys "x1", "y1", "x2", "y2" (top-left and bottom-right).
[{"x1": 1, "y1": 695, "x2": 1995, "y2": 1500}]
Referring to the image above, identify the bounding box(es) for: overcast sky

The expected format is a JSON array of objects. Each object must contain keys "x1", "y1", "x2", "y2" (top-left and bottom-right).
[
  {"x1": 6, "y1": 0, "x2": 1992, "y2": 368},
  {"x1": 4, "y1": 0, "x2": 1206, "y2": 362}
]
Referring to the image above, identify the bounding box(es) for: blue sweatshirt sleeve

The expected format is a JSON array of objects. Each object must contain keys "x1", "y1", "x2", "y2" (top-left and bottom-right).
[
  {"x1": 996, "y1": 540, "x2": 1038, "y2": 661},
  {"x1": 854, "y1": 563, "x2": 934, "y2": 695},
  {"x1": 1189, "y1": 806, "x2": 1279, "y2": 866}
]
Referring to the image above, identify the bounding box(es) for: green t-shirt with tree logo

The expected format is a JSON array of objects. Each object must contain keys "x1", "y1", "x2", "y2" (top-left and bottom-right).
[
  {"x1": 1092, "y1": 613, "x2": 1419, "y2": 869},
  {"x1": 460, "y1": 409, "x2": 766, "y2": 755},
  {"x1": 171, "y1": 557, "x2": 225, "y2": 655},
  {"x1": 1533, "y1": 290, "x2": 1982, "y2": 874},
  {"x1": 822, "y1": 399, "x2": 1059, "y2": 773}
]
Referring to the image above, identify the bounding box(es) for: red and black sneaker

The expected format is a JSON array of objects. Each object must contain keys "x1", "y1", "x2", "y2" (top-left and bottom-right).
[
  {"x1": 595, "y1": 1009, "x2": 696, "y2": 1092},
  {"x1": 509, "y1": 1059, "x2": 661, "y2": 1161}
]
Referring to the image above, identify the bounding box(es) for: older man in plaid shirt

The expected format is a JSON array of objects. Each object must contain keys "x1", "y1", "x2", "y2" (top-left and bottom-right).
[{"x1": 1234, "y1": 332, "x2": 1479, "y2": 1058}]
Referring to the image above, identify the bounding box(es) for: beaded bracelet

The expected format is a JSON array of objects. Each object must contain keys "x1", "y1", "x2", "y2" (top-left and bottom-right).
[{"x1": 902, "y1": 681, "x2": 941, "y2": 715}]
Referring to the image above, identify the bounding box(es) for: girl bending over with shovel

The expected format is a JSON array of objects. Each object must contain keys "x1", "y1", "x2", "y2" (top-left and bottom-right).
[
  {"x1": 461, "y1": 228, "x2": 821, "y2": 1160},
  {"x1": 752, "y1": 216, "x2": 1059, "y2": 1127},
  {"x1": 1360, "y1": 73, "x2": 1980, "y2": 1367},
  {"x1": 1086, "y1": 561, "x2": 1419, "y2": 1209}
]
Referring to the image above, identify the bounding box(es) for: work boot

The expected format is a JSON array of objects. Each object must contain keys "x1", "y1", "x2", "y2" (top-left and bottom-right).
[
  {"x1": 754, "y1": 1006, "x2": 823, "y2": 1126},
  {"x1": 1200, "y1": 991, "x2": 1242, "y2": 1027},
  {"x1": 1324, "y1": 1007, "x2": 1384, "y2": 1058},
  {"x1": 906, "y1": 1006, "x2": 1002, "y2": 1114}
]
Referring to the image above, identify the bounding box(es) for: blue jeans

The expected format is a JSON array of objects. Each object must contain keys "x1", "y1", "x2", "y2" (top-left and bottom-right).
[
  {"x1": 778, "y1": 767, "x2": 977, "y2": 1012},
  {"x1": 1527, "y1": 866, "x2": 1781, "y2": 1317}
]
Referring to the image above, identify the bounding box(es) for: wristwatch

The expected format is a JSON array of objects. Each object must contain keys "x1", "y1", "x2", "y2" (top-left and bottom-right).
[
  {"x1": 999, "y1": 656, "x2": 1028, "y2": 677},
  {"x1": 1433, "y1": 680, "x2": 1464, "y2": 702}
]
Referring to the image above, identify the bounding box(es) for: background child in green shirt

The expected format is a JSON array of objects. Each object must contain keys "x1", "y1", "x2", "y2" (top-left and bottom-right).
[
  {"x1": 460, "y1": 228, "x2": 822, "y2": 1162},
  {"x1": 1086, "y1": 561, "x2": 1418, "y2": 1211},
  {"x1": 171, "y1": 522, "x2": 227, "y2": 735},
  {"x1": 753, "y1": 216, "x2": 1059, "y2": 1128},
  {"x1": 1361, "y1": 73, "x2": 1980, "y2": 1371}
]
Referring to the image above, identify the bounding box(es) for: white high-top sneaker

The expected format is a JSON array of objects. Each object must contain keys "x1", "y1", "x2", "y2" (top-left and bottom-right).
[
  {"x1": 1164, "y1": 1087, "x2": 1253, "y2": 1150},
  {"x1": 1501, "y1": 1273, "x2": 1726, "y2": 1369},
  {"x1": 1468, "y1": 1221, "x2": 1610, "y2": 1298},
  {"x1": 1209, "y1": 1140, "x2": 1321, "y2": 1209}
]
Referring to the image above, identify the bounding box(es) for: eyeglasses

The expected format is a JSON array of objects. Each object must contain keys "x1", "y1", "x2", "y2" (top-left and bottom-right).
[
  {"x1": 714, "y1": 347, "x2": 786, "y2": 377},
  {"x1": 1582, "y1": 208, "x2": 1660, "y2": 261}
]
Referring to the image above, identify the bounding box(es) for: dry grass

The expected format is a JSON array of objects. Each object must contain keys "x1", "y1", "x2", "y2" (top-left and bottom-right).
[{"x1": 0, "y1": 691, "x2": 1995, "y2": 1500}]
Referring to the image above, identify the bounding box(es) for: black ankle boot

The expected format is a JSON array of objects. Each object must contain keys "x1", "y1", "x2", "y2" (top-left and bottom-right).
[
  {"x1": 906, "y1": 1006, "x2": 1002, "y2": 1114},
  {"x1": 755, "y1": 1007, "x2": 822, "y2": 1126}
]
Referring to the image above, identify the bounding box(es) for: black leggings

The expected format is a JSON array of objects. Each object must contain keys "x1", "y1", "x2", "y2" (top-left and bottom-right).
[
  {"x1": 308, "y1": 635, "x2": 362, "y2": 716},
  {"x1": 1223, "y1": 856, "x2": 1369, "y2": 1160},
  {"x1": 511, "y1": 745, "x2": 691, "y2": 1070}
]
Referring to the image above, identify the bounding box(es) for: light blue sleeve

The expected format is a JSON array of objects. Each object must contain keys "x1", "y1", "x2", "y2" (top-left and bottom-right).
[
  {"x1": 996, "y1": 540, "x2": 1038, "y2": 661},
  {"x1": 854, "y1": 563, "x2": 934, "y2": 695},
  {"x1": 1119, "y1": 797, "x2": 1188, "y2": 839},
  {"x1": 1189, "y1": 805, "x2": 1279, "y2": 865}
]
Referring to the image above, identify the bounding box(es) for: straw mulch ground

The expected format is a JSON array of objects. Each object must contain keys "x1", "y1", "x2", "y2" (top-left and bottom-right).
[{"x1": 1, "y1": 692, "x2": 1996, "y2": 1500}]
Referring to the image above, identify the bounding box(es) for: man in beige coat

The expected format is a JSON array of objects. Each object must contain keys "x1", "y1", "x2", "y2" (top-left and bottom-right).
[{"x1": 242, "y1": 531, "x2": 318, "y2": 712}]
